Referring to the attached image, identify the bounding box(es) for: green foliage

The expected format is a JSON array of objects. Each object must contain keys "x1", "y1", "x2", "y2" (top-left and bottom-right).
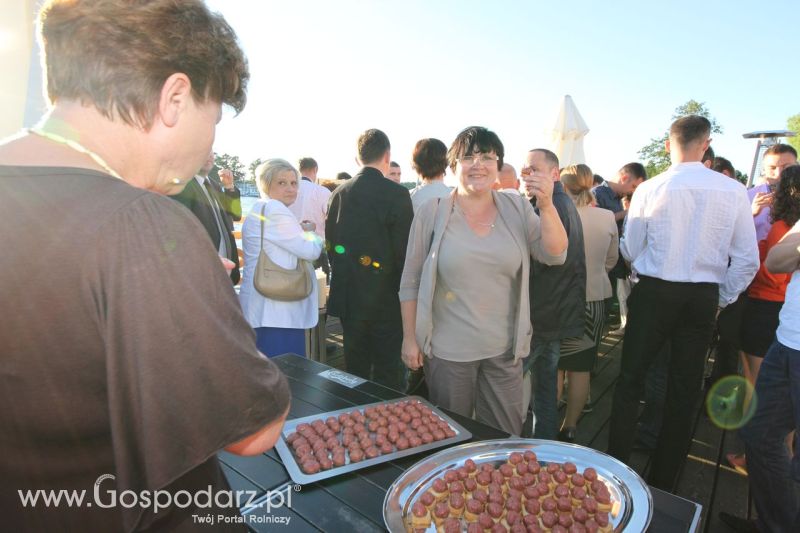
[
  {"x1": 638, "y1": 100, "x2": 723, "y2": 177},
  {"x1": 734, "y1": 170, "x2": 748, "y2": 185},
  {"x1": 787, "y1": 113, "x2": 800, "y2": 154},
  {"x1": 214, "y1": 153, "x2": 247, "y2": 182},
  {"x1": 248, "y1": 158, "x2": 265, "y2": 182}
]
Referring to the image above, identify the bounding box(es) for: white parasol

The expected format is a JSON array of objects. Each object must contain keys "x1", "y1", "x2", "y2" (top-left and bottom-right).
[{"x1": 549, "y1": 95, "x2": 589, "y2": 167}]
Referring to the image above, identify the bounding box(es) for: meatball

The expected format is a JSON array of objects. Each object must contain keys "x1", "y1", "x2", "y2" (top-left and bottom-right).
[
  {"x1": 442, "y1": 518, "x2": 460, "y2": 533},
  {"x1": 487, "y1": 502, "x2": 504, "y2": 519},
  {"x1": 466, "y1": 498, "x2": 484, "y2": 516},
  {"x1": 554, "y1": 485, "x2": 570, "y2": 498},
  {"x1": 572, "y1": 487, "x2": 587, "y2": 501},
  {"x1": 331, "y1": 452, "x2": 346, "y2": 467},
  {"x1": 524, "y1": 498, "x2": 541, "y2": 515},
  {"x1": 464, "y1": 458, "x2": 477, "y2": 474},
  {"x1": 499, "y1": 464, "x2": 514, "y2": 478},
  {"x1": 472, "y1": 488, "x2": 488, "y2": 503},
  {"x1": 348, "y1": 449, "x2": 364, "y2": 463},
  {"x1": 301, "y1": 459, "x2": 320, "y2": 474},
  {"x1": 541, "y1": 510, "x2": 558, "y2": 528},
  {"x1": 419, "y1": 491, "x2": 435, "y2": 507}
]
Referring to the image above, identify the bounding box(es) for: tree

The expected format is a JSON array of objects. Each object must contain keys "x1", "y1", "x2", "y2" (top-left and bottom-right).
[
  {"x1": 213, "y1": 153, "x2": 246, "y2": 182},
  {"x1": 734, "y1": 170, "x2": 748, "y2": 186},
  {"x1": 638, "y1": 100, "x2": 723, "y2": 177},
  {"x1": 788, "y1": 113, "x2": 800, "y2": 154},
  {"x1": 248, "y1": 158, "x2": 265, "y2": 182}
]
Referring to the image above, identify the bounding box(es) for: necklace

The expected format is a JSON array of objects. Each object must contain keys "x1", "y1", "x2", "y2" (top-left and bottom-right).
[
  {"x1": 28, "y1": 127, "x2": 125, "y2": 181},
  {"x1": 455, "y1": 199, "x2": 496, "y2": 228},
  {"x1": 28, "y1": 126, "x2": 186, "y2": 186}
]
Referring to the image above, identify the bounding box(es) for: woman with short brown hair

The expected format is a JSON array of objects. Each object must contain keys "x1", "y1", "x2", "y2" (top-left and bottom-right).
[{"x1": 0, "y1": 2, "x2": 289, "y2": 531}]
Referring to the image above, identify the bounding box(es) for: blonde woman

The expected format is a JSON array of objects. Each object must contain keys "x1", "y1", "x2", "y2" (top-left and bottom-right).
[
  {"x1": 239, "y1": 159, "x2": 323, "y2": 357},
  {"x1": 557, "y1": 164, "x2": 619, "y2": 441}
]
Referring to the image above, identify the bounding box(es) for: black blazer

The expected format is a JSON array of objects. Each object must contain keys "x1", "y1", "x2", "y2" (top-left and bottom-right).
[
  {"x1": 325, "y1": 167, "x2": 414, "y2": 321},
  {"x1": 170, "y1": 178, "x2": 241, "y2": 284}
]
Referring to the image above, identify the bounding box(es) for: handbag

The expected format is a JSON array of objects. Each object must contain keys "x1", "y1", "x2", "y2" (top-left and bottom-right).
[{"x1": 253, "y1": 204, "x2": 313, "y2": 301}]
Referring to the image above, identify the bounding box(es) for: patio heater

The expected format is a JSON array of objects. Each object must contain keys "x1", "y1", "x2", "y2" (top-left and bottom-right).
[{"x1": 742, "y1": 130, "x2": 796, "y2": 187}]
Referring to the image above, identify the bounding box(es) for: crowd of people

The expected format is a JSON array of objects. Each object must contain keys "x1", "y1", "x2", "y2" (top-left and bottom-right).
[{"x1": 2, "y1": 1, "x2": 800, "y2": 532}]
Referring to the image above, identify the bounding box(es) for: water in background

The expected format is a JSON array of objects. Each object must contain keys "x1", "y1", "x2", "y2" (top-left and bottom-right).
[{"x1": 241, "y1": 195, "x2": 259, "y2": 217}]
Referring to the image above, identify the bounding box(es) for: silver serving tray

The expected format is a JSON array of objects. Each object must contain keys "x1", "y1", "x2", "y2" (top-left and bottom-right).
[
  {"x1": 383, "y1": 439, "x2": 652, "y2": 532},
  {"x1": 275, "y1": 396, "x2": 472, "y2": 485}
]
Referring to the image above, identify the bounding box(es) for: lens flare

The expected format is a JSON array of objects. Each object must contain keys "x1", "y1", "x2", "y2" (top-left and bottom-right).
[
  {"x1": 334, "y1": 245, "x2": 345, "y2": 254},
  {"x1": 359, "y1": 255, "x2": 371, "y2": 266},
  {"x1": 705, "y1": 375, "x2": 756, "y2": 430}
]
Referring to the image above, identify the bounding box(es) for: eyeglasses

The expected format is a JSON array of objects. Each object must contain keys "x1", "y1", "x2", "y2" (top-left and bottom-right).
[{"x1": 458, "y1": 154, "x2": 498, "y2": 166}]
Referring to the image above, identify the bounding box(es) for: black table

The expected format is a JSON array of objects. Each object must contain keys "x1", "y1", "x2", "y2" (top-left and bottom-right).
[{"x1": 219, "y1": 355, "x2": 702, "y2": 532}]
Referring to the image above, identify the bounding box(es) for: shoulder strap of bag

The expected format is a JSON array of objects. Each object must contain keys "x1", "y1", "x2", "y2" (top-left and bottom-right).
[
  {"x1": 426, "y1": 198, "x2": 443, "y2": 255},
  {"x1": 260, "y1": 203, "x2": 266, "y2": 253}
]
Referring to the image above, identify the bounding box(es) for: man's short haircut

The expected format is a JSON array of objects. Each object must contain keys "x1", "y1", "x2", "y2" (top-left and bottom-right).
[
  {"x1": 528, "y1": 148, "x2": 560, "y2": 171},
  {"x1": 335, "y1": 171, "x2": 352, "y2": 181},
  {"x1": 712, "y1": 156, "x2": 735, "y2": 176},
  {"x1": 38, "y1": 0, "x2": 249, "y2": 129},
  {"x1": 357, "y1": 129, "x2": 391, "y2": 165},
  {"x1": 447, "y1": 126, "x2": 504, "y2": 172},
  {"x1": 764, "y1": 143, "x2": 798, "y2": 159},
  {"x1": 298, "y1": 157, "x2": 318, "y2": 173},
  {"x1": 702, "y1": 146, "x2": 715, "y2": 164},
  {"x1": 593, "y1": 174, "x2": 604, "y2": 185},
  {"x1": 412, "y1": 138, "x2": 448, "y2": 180},
  {"x1": 669, "y1": 115, "x2": 711, "y2": 149},
  {"x1": 619, "y1": 162, "x2": 647, "y2": 181},
  {"x1": 389, "y1": 161, "x2": 400, "y2": 168},
  {"x1": 256, "y1": 158, "x2": 298, "y2": 197}
]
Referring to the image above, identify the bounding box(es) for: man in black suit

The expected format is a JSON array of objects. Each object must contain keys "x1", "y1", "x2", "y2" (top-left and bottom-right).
[
  {"x1": 326, "y1": 129, "x2": 414, "y2": 391},
  {"x1": 170, "y1": 151, "x2": 242, "y2": 284}
]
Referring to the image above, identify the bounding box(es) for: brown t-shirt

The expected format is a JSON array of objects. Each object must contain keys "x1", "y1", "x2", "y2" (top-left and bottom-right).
[{"x1": 0, "y1": 166, "x2": 291, "y2": 532}]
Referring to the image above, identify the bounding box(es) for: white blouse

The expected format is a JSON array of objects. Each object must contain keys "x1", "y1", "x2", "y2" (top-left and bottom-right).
[{"x1": 238, "y1": 199, "x2": 323, "y2": 329}]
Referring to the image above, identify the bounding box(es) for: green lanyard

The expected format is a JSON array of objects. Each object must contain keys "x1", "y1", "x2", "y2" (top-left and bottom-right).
[{"x1": 27, "y1": 127, "x2": 124, "y2": 181}]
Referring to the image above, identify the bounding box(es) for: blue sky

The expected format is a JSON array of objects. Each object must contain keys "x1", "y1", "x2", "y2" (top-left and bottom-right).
[{"x1": 206, "y1": 0, "x2": 799, "y2": 183}]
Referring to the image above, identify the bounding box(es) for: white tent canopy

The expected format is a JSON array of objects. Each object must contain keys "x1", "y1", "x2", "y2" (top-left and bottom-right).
[{"x1": 549, "y1": 95, "x2": 589, "y2": 167}]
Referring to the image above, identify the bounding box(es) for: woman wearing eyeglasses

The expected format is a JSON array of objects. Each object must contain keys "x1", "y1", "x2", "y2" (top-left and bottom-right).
[{"x1": 399, "y1": 126, "x2": 567, "y2": 435}]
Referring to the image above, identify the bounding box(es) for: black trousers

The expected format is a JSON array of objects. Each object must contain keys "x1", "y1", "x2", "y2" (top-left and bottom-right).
[
  {"x1": 340, "y1": 316, "x2": 405, "y2": 392},
  {"x1": 607, "y1": 276, "x2": 718, "y2": 491},
  {"x1": 710, "y1": 293, "x2": 746, "y2": 382}
]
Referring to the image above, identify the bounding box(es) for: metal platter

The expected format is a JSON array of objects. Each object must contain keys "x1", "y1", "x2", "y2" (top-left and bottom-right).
[
  {"x1": 275, "y1": 396, "x2": 472, "y2": 485},
  {"x1": 383, "y1": 439, "x2": 652, "y2": 532}
]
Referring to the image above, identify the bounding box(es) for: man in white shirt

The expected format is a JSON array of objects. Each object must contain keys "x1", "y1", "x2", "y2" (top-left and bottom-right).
[
  {"x1": 728, "y1": 222, "x2": 800, "y2": 533},
  {"x1": 607, "y1": 115, "x2": 759, "y2": 491},
  {"x1": 290, "y1": 157, "x2": 332, "y2": 274},
  {"x1": 290, "y1": 157, "x2": 331, "y2": 240}
]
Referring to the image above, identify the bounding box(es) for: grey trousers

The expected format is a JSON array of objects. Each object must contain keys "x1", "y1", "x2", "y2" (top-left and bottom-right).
[{"x1": 423, "y1": 350, "x2": 524, "y2": 436}]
